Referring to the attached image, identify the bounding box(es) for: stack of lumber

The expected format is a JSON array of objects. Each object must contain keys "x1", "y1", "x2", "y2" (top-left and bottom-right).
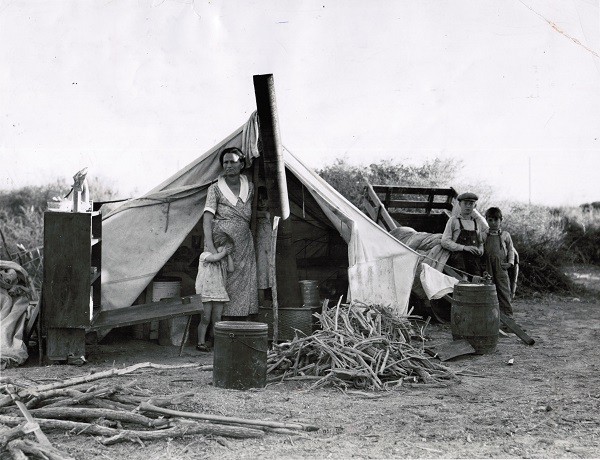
[
  {"x1": 0, "y1": 362, "x2": 317, "y2": 459},
  {"x1": 267, "y1": 301, "x2": 458, "y2": 390}
]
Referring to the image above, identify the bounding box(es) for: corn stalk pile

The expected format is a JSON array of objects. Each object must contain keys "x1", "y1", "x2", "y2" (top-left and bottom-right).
[{"x1": 267, "y1": 301, "x2": 457, "y2": 390}]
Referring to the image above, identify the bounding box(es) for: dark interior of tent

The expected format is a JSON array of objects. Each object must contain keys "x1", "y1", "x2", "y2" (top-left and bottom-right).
[{"x1": 144, "y1": 168, "x2": 349, "y2": 344}]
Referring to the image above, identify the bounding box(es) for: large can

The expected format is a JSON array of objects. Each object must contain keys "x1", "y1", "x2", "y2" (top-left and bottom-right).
[{"x1": 213, "y1": 321, "x2": 268, "y2": 390}]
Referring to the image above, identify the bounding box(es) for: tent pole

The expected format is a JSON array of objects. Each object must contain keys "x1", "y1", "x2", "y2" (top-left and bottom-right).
[{"x1": 253, "y1": 74, "x2": 302, "y2": 309}]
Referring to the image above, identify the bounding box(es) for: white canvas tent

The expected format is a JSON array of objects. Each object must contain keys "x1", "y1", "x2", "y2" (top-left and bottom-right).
[{"x1": 100, "y1": 114, "x2": 421, "y2": 316}]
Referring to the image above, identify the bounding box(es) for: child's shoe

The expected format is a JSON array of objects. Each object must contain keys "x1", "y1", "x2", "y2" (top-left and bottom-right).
[{"x1": 196, "y1": 343, "x2": 211, "y2": 352}]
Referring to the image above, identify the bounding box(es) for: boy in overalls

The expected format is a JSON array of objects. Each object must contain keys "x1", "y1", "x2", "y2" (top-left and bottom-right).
[
  {"x1": 441, "y1": 192, "x2": 488, "y2": 280},
  {"x1": 482, "y1": 207, "x2": 515, "y2": 318}
]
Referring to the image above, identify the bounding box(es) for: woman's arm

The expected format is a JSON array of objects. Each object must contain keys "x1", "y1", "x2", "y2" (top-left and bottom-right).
[
  {"x1": 203, "y1": 211, "x2": 217, "y2": 254},
  {"x1": 226, "y1": 254, "x2": 234, "y2": 272},
  {"x1": 204, "y1": 250, "x2": 228, "y2": 263}
]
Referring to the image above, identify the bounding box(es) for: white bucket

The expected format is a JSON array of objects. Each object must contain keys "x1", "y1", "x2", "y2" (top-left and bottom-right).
[
  {"x1": 152, "y1": 279, "x2": 187, "y2": 346},
  {"x1": 152, "y1": 279, "x2": 181, "y2": 302}
]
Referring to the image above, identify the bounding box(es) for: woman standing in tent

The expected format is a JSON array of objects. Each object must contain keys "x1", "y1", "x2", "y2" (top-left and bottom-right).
[{"x1": 202, "y1": 147, "x2": 259, "y2": 319}]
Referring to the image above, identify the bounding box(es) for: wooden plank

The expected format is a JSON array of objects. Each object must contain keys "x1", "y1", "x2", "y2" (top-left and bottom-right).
[
  {"x1": 362, "y1": 184, "x2": 382, "y2": 223},
  {"x1": 384, "y1": 200, "x2": 453, "y2": 210},
  {"x1": 361, "y1": 184, "x2": 398, "y2": 231},
  {"x1": 25, "y1": 300, "x2": 40, "y2": 342},
  {"x1": 371, "y1": 185, "x2": 457, "y2": 196},
  {"x1": 431, "y1": 339, "x2": 476, "y2": 361},
  {"x1": 389, "y1": 212, "x2": 448, "y2": 234},
  {"x1": 426, "y1": 192, "x2": 435, "y2": 215},
  {"x1": 500, "y1": 312, "x2": 535, "y2": 345},
  {"x1": 384, "y1": 188, "x2": 391, "y2": 209},
  {"x1": 362, "y1": 197, "x2": 379, "y2": 222},
  {"x1": 89, "y1": 295, "x2": 203, "y2": 330},
  {"x1": 380, "y1": 208, "x2": 397, "y2": 231},
  {"x1": 46, "y1": 328, "x2": 86, "y2": 361},
  {"x1": 43, "y1": 212, "x2": 92, "y2": 328}
]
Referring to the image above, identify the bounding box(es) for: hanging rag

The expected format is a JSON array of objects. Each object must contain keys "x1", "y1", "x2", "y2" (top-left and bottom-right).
[{"x1": 420, "y1": 262, "x2": 459, "y2": 300}]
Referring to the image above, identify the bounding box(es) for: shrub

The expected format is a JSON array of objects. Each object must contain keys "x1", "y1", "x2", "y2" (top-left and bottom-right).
[
  {"x1": 317, "y1": 157, "x2": 462, "y2": 209},
  {"x1": 556, "y1": 207, "x2": 600, "y2": 264},
  {"x1": 492, "y1": 203, "x2": 574, "y2": 295},
  {"x1": 317, "y1": 158, "x2": 583, "y2": 296},
  {"x1": 0, "y1": 178, "x2": 122, "y2": 293}
]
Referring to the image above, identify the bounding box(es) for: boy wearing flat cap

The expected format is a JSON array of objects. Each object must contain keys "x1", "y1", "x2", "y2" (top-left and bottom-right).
[{"x1": 441, "y1": 192, "x2": 488, "y2": 280}]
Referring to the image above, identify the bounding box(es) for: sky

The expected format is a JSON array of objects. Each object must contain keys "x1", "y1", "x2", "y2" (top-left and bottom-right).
[{"x1": 1, "y1": 0, "x2": 599, "y2": 206}]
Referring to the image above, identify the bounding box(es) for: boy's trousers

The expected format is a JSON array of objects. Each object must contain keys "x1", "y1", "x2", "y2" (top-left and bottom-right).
[{"x1": 484, "y1": 235, "x2": 514, "y2": 317}]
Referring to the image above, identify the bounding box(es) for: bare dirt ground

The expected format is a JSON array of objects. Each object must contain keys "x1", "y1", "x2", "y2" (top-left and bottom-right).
[{"x1": 3, "y1": 265, "x2": 600, "y2": 459}]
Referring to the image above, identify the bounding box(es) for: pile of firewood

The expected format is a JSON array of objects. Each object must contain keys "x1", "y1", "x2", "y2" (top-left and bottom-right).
[
  {"x1": 0, "y1": 362, "x2": 318, "y2": 459},
  {"x1": 267, "y1": 300, "x2": 457, "y2": 390}
]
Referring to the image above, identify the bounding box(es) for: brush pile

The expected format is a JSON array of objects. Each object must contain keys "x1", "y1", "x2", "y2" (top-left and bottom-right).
[
  {"x1": 267, "y1": 301, "x2": 457, "y2": 390},
  {"x1": 0, "y1": 362, "x2": 316, "y2": 459}
]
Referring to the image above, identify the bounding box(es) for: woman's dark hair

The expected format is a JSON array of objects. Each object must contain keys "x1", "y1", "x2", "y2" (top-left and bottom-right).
[
  {"x1": 219, "y1": 147, "x2": 246, "y2": 169},
  {"x1": 485, "y1": 207, "x2": 503, "y2": 219}
]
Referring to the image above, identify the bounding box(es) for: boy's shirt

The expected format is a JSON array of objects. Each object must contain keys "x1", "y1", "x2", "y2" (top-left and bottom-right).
[
  {"x1": 482, "y1": 229, "x2": 515, "y2": 266},
  {"x1": 441, "y1": 212, "x2": 488, "y2": 253}
]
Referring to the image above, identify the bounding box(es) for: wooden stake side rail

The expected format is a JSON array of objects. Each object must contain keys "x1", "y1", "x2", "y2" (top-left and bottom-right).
[
  {"x1": 89, "y1": 294, "x2": 203, "y2": 331},
  {"x1": 370, "y1": 185, "x2": 457, "y2": 215},
  {"x1": 362, "y1": 184, "x2": 458, "y2": 234},
  {"x1": 371, "y1": 185, "x2": 457, "y2": 196},
  {"x1": 382, "y1": 200, "x2": 454, "y2": 210},
  {"x1": 362, "y1": 184, "x2": 398, "y2": 232}
]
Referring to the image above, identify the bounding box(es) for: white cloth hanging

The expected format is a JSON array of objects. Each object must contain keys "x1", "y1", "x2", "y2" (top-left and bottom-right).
[{"x1": 420, "y1": 262, "x2": 459, "y2": 300}]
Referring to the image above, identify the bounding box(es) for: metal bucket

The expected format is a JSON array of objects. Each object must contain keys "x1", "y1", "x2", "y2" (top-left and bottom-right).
[
  {"x1": 451, "y1": 283, "x2": 499, "y2": 354},
  {"x1": 257, "y1": 305, "x2": 321, "y2": 341},
  {"x1": 213, "y1": 321, "x2": 268, "y2": 390},
  {"x1": 299, "y1": 280, "x2": 320, "y2": 306}
]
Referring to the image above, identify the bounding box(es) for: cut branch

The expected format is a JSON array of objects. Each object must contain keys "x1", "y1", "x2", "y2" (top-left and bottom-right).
[
  {"x1": 30, "y1": 407, "x2": 169, "y2": 428},
  {"x1": 0, "y1": 415, "x2": 264, "y2": 441},
  {"x1": 7, "y1": 438, "x2": 75, "y2": 460},
  {"x1": 139, "y1": 401, "x2": 319, "y2": 432},
  {"x1": 0, "y1": 423, "x2": 27, "y2": 448},
  {"x1": 0, "y1": 362, "x2": 207, "y2": 408}
]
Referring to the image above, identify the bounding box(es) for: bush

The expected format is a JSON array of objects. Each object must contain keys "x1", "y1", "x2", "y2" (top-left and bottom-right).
[
  {"x1": 559, "y1": 207, "x2": 600, "y2": 265},
  {"x1": 317, "y1": 157, "x2": 462, "y2": 209},
  {"x1": 0, "y1": 180, "x2": 69, "y2": 216},
  {"x1": 0, "y1": 179, "x2": 122, "y2": 293},
  {"x1": 316, "y1": 158, "x2": 587, "y2": 296},
  {"x1": 502, "y1": 203, "x2": 574, "y2": 295}
]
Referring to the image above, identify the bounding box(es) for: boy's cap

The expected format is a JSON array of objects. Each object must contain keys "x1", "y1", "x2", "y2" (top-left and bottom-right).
[{"x1": 457, "y1": 192, "x2": 479, "y2": 202}]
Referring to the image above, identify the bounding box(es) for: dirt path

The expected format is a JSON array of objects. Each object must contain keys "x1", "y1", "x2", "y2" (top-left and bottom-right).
[{"x1": 3, "y1": 278, "x2": 599, "y2": 459}]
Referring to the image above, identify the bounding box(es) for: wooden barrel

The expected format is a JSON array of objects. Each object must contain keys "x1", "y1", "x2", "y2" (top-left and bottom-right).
[
  {"x1": 451, "y1": 283, "x2": 499, "y2": 354},
  {"x1": 213, "y1": 321, "x2": 268, "y2": 390}
]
